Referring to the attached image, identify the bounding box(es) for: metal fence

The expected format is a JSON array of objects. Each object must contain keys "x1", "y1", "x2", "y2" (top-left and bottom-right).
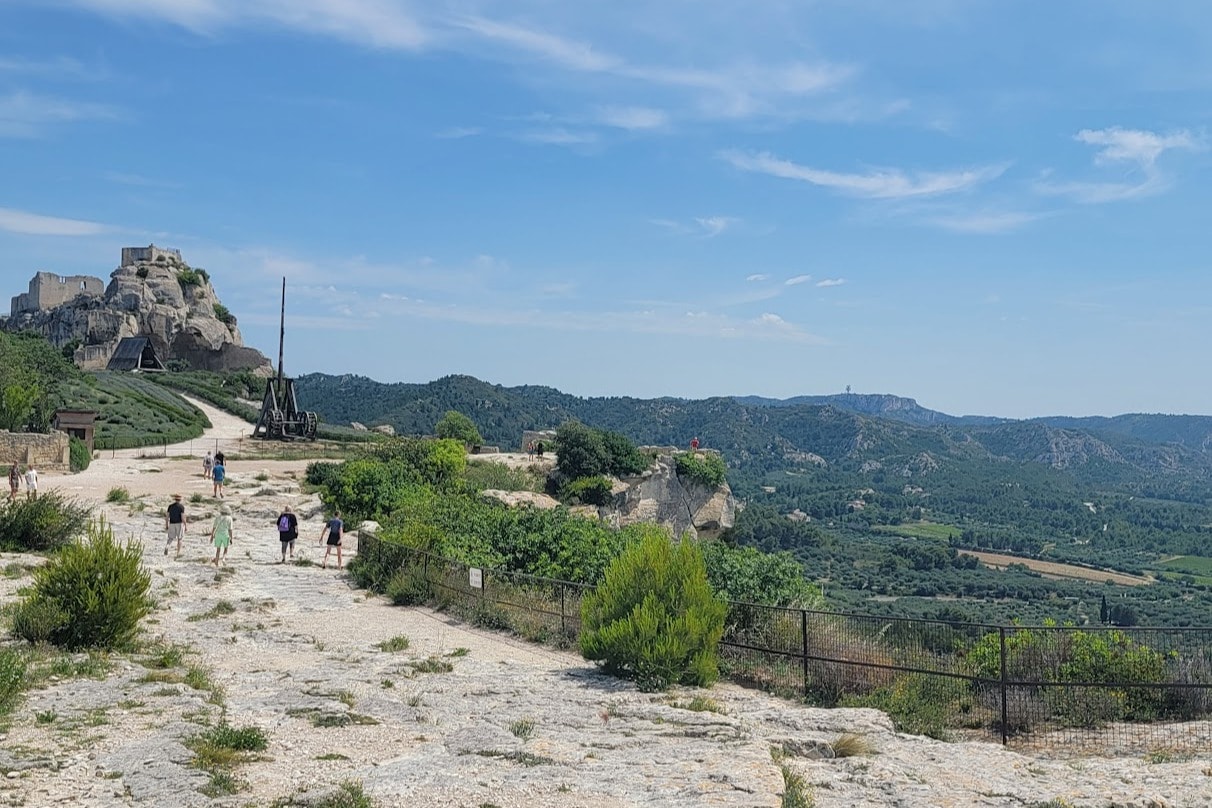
[{"x1": 358, "y1": 533, "x2": 1212, "y2": 755}]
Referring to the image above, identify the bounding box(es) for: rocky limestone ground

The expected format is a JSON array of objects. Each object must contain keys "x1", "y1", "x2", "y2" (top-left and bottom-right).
[{"x1": 1, "y1": 402, "x2": 1211, "y2": 807}]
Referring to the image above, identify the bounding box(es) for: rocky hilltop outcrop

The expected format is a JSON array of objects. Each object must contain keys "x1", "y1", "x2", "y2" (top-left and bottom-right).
[
  {"x1": 482, "y1": 449, "x2": 736, "y2": 539},
  {"x1": 2, "y1": 248, "x2": 272, "y2": 374}
]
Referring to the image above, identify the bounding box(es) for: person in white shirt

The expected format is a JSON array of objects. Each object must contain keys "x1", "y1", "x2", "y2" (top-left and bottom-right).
[{"x1": 24, "y1": 466, "x2": 38, "y2": 500}]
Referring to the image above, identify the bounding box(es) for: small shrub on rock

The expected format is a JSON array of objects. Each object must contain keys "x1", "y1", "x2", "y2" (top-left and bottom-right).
[
  {"x1": 23, "y1": 517, "x2": 152, "y2": 651},
  {"x1": 559, "y1": 475, "x2": 613, "y2": 506},
  {"x1": 580, "y1": 525, "x2": 726, "y2": 691},
  {"x1": 0, "y1": 648, "x2": 26, "y2": 714},
  {"x1": 0, "y1": 492, "x2": 90, "y2": 552},
  {"x1": 10, "y1": 598, "x2": 68, "y2": 644},
  {"x1": 675, "y1": 452, "x2": 726, "y2": 488}
]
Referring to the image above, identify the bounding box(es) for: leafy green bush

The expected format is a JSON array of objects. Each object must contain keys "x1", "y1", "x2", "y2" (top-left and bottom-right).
[
  {"x1": 555, "y1": 421, "x2": 609, "y2": 480},
  {"x1": 10, "y1": 599, "x2": 68, "y2": 644},
  {"x1": 384, "y1": 565, "x2": 431, "y2": 606},
  {"x1": 106, "y1": 487, "x2": 130, "y2": 503},
  {"x1": 176, "y1": 267, "x2": 208, "y2": 288},
  {"x1": 675, "y1": 452, "x2": 726, "y2": 488},
  {"x1": 968, "y1": 624, "x2": 1169, "y2": 726},
  {"x1": 599, "y1": 430, "x2": 649, "y2": 476},
  {"x1": 212, "y1": 303, "x2": 236, "y2": 326},
  {"x1": 23, "y1": 517, "x2": 152, "y2": 650},
  {"x1": 305, "y1": 461, "x2": 342, "y2": 488},
  {"x1": 0, "y1": 492, "x2": 90, "y2": 551},
  {"x1": 69, "y1": 436, "x2": 91, "y2": 471},
  {"x1": 560, "y1": 475, "x2": 613, "y2": 506},
  {"x1": 0, "y1": 649, "x2": 27, "y2": 714},
  {"x1": 700, "y1": 540, "x2": 821, "y2": 607},
  {"x1": 580, "y1": 526, "x2": 726, "y2": 691},
  {"x1": 463, "y1": 460, "x2": 542, "y2": 493},
  {"x1": 434, "y1": 410, "x2": 482, "y2": 445}
]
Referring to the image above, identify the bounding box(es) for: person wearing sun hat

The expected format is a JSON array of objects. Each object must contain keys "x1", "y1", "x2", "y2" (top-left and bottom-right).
[
  {"x1": 165, "y1": 493, "x2": 187, "y2": 556},
  {"x1": 209, "y1": 504, "x2": 234, "y2": 566}
]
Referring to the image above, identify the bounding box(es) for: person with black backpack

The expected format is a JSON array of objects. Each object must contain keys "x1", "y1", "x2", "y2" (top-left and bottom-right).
[{"x1": 276, "y1": 505, "x2": 299, "y2": 563}]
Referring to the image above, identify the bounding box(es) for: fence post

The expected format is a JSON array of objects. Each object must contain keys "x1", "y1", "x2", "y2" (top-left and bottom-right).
[
  {"x1": 560, "y1": 585, "x2": 567, "y2": 638},
  {"x1": 802, "y1": 609, "x2": 809, "y2": 698},
  {"x1": 999, "y1": 626, "x2": 1009, "y2": 746}
]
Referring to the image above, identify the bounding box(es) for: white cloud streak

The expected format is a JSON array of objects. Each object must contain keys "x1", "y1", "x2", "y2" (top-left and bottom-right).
[
  {"x1": 0, "y1": 206, "x2": 108, "y2": 236},
  {"x1": 0, "y1": 91, "x2": 116, "y2": 137},
  {"x1": 816, "y1": 278, "x2": 845, "y2": 287},
  {"x1": 784, "y1": 274, "x2": 812, "y2": 285},
  {"x1": 746, "y1": 274, "x2": 770, "y2": 282},
  {"x1": 1035, "y1": 126, "x2": 1202, "y2": 204},
  {"x1": 721, "y1": 150, "x2": 1003, "y2": 199}
]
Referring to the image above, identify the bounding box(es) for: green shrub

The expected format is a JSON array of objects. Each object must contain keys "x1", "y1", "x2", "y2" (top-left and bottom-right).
[
  {"x1": 10, "y1": 599, "x2": 68, "y2": 644},
  {"x1": 599, "y1": 430, "x2": 649, "y2": 476},
  {"x1": 434, "y1": 410, "x2": 482, "y2": 445},
  {"x1": 555, "y1": 421, "x2": 610, "y2": 480},
  {"x1": 106, "y1": 487, "x2": 130, "y2": 503},
  {"x1": 177, "y1": 268, "x2": 207, "y2": 288},
  {"x1": 700, "y1": 540, "x2": 821, "y2": 608},
  {"x1": 0, "y1": 648, "x2": 26, "y2": 714},
  {"x1": 463, "y1": 460, "x2": 542, "y2": 493},
  {"x1": 675, "y1": 452, "x2": 726, "y2": 488},
  {"x1": 23, "y1": 517, "x2": 152, "y2": 651},
  {"x1": 0, "y1": 492, "x2": 90, "y2": 551},
  {"x1": 212, "y1": 303, "x2": 236, "y2": 326},
  {"x1": 384, "y1": 565, "x2": 431, "y2": 606},
  {"x1": 69, "y1": 436, "x2": 91, "y2": 471},
  {"x1": 305, "y1": 461, "x2": 342, "y2": 488},
  {"x1": 560, "y1": 475, "x2": 613, "y2": 506},
  {"x1": 580, "y1": 526, "x2": 726, "y2": 691}
]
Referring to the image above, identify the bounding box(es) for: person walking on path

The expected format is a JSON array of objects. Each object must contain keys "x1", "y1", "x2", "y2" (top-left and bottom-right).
[
  {"x1": 7, "y1": 465, "x2": 18, "y2": 501},
  {"x1": 23, "y1": 466, "x2": 38, "y2": 500},
  {"x1": 212, "y1": 458, "x2": 226, "y2": 498},
  {"x1": 320, "y1": 510, "x2": 344, "y2": 569},
  {"x1": 276, "y1": 505, "x2": 299, "y2": 563},
  {"x1": 203, "y1": 451, "x2": 213, "y2": 480},
  {"x1": 165, "y1": 493, "x2": 188, "y2": 556},
  {"x1": 209, "y1": 504, "x2": 234, "y2": 566}
]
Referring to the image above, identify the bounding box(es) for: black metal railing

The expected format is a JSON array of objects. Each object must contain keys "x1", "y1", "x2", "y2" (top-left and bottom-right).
[{"x1": 357, "y1": 532, "x2": 1212, "y2": 755}]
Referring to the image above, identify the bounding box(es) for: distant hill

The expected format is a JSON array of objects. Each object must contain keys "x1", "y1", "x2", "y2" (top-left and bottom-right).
[
  {"x1": 734, "y1": 392, "x2": 1004, "y2": 427},
  {"x1": 294, "y1": 373, "x2": 1212, "y2": 485}
]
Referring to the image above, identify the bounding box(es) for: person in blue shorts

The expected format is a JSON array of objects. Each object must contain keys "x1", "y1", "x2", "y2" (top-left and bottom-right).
[{"x1": 212, "y1": 459, "x2": 226, "y2": 498}]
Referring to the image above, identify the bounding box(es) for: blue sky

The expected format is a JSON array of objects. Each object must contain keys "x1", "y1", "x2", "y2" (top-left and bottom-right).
[{"x1": 2, "y1": 1, "x2": 1211, "y2": 419}]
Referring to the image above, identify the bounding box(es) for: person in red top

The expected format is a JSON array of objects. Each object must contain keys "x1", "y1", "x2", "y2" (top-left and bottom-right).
[{"x1": 690, "y1": 437, "x2": 700, "y2": 451}]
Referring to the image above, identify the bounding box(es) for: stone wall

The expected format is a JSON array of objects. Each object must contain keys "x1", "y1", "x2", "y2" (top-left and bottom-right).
[
  {"x1": 0, "y1": 431, "x2": 70, "y2": 471},
  {"x1": 10, "y1": 271, "x2": 105, "y2": 317},
  {"x1": 120, "y1": 244, "x2": 182, "y2": 266}
]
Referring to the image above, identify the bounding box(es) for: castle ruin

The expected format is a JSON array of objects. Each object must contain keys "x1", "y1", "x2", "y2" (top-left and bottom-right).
[
  {"x1": 10, "y1": 271, "x2": 105, "y2": 318},
  {"x1": 120, "y1": 244, "x2": 182, "y2": 266}
]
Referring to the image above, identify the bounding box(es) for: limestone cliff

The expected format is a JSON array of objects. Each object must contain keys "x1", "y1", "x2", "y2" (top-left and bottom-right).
[
  {"x1": 481, "y1": 450, "x2": 736, "y2": 540},
  {"x1": 2, "y1": 250, "x2": 271, "y2": 374}
]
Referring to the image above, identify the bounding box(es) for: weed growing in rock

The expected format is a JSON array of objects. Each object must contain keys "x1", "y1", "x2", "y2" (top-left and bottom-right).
[
  {"x1": 187, "y1": 600, "x2": 237, "y2": 622},
  {"x1": 0, "y1": 649, "x2": 27, "y2": 714},
  {"x1": 669, "y1": 695, "x2": 725, "y2": 714},
  {"x1": 509, "y1": 718, "x2": 535, "y2": 740},
  {"x1": 779, "y1": 763, "x2": 814, "y2": 808},
  {"x1": 376, "y1": 635, "x2": 410, "y2": 652},
  {"x1": 271, "y1": 779, "x2": 374, "y2": 808},
  {"x1": 408, "y1": 656, "x2": 453, "y2": 674},
  {"x1": 830, "y1": 733, "x2": 873, "y2": 758},
  {"x1": 106, "y1": 487, "x2": 131, "y2": 503}
]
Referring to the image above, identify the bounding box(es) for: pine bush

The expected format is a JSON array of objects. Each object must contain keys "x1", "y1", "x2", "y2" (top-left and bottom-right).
[
  {"x1": 69, "y1": 436, "x2": 91, "y2": 472},
  {"x1": 580, "y1": 526, "x2": 726, "y2": 691},
  {"x1": 24, "y1": 517, "x2": 152, "y2": 650},
  {"x1": 10, "y1": 598, "x2": 68, "y2": 644},
  {"x1": 0, "y1": 492, "x2": 90, "y2": 551}
]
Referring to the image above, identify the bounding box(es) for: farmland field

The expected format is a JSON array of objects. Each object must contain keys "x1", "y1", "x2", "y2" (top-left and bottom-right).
[
  {"x1": 61, "y1": 372, "x2": 209, "y2": 449},
  {"x1": 1154, "y1": 556, "x2": 1212, "y2": 576},
  {"x1": 871, "y1": 521, "x2": 960, "y2": 541},
  {"x1": 962, "y1": 550, "x2": 1153, "y2": 586}
]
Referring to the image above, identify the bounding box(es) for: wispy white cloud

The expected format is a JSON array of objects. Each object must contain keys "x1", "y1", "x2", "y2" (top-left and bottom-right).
[
  {"x1": 434, "y1": 126, "x2": 482, "y2": 139},
  {"x1": 61, "y1": 0, "x2": 426, "y2": 48},
  {"x1": 0, "y1": 206, "x2": 108, "y2": 236},
  {"x1": 0, "y1": 55, "x2": 95, "y2": 79},
  {"x1": 746, "y1": 274, "x2": 770, "y2": 282},
  {"x1": 456, "y1": 15, "x2": 617, "y2": 71},
  {"x1": 784, "y1": 274, "x2": 812, "y2": 286},
  {"x1": 0, "y1": 90, "x2": 116, "y2": 137},
  {"x1": 102, "y1": 171, "x2": 182, "y2": 189},
  {"x1": 928, "y1": 211, "x2": 1042, "y2": 233},
  {"x1": 1035, "y1": 126, "x2": 1202, "y2": 204},
  {"x1": 694, "y1": 216, "x2": 736, "y2": 237},
  {"x1": 721, "y1": 150, "x2": 1003, "y2": 199},
  {"x1": 816, "y1": 278, "x2": 845, "y2": 288},
  {"x1": 651, "y1": 215, "x2": 739, "y2": 237},
  {"x1": 1075, "y1": 126, "x2": 1199, "y2": 168},
  {"x1": 516, "y1": 127, "x2": 597, "y2": 146},
  {"x1": 595, "y1": 105, "x2": 669, "y2": 131}
]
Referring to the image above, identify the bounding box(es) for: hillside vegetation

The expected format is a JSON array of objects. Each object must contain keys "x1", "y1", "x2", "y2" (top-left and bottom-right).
[{"x1": 295, "y1": 373, "x2": 1212, "y2": 627}]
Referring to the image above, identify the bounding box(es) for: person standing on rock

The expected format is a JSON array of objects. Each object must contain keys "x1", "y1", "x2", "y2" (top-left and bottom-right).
[
  {"x1": 165, "y1": 493, "x2": 187, "y2": 556},
  {"x1": 276, "y1": 505, "x2": 298, "y2": 563},
  {"x1": 7, "y1": 464, "x2": 18, "y2": 501},
  {"x1": 212, "y1": 458, "x2": 226, "y2": 498},
  {"x1": 203, "y1": 451, "x2": 213, "y2": 480},
  {"x1": 320, "y1": 510, "x2": 344, "y2": 569},
  {"x1": 209, "y1": 504, "x2": 234, "y2": 566},
  {"x1": 23, "y1": 466, "x2": 38, "y2": 500}
]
